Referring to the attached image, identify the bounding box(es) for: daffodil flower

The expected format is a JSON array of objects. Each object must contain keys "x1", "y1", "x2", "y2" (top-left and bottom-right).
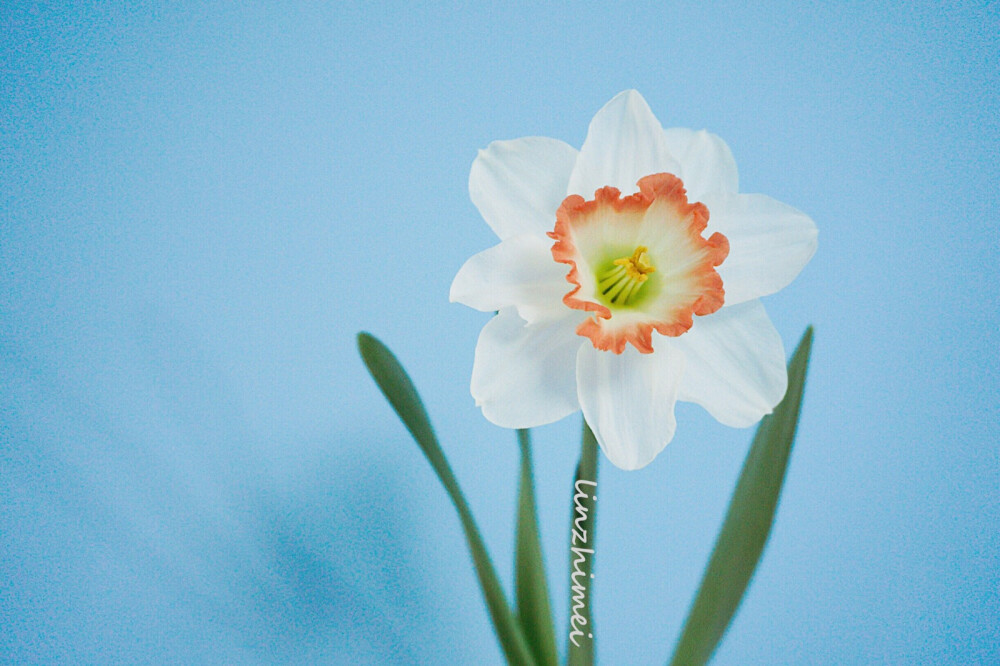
[{"x1": 451, "y1": 90, "x2": 817, "y2": 470}]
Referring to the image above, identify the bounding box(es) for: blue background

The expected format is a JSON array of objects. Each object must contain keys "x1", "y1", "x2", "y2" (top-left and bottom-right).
[{"x1": 2, "y1": 2, "x2": 997, "y2": 663}]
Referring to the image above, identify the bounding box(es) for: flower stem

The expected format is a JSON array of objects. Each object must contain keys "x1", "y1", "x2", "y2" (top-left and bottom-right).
[
  {"x1": 567, "y1": 419, "x2": 598, "y2": 666},
  {"x1": 516, "y1": 429, "x2": 559, "y2": 666}
]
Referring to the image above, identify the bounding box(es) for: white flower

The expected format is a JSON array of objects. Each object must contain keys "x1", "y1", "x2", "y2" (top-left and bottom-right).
[{"x1": 450, "y1": 90, "x2": 817, "y2": 470}]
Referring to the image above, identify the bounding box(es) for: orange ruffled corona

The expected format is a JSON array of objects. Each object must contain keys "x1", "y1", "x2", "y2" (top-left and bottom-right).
[{"x1": 548, "y1": 173, "x2": 730, "y2": 354}]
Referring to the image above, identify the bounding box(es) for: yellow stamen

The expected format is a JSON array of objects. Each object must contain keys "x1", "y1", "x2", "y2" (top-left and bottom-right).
[
  {"x1": 614, "y1": 246, "x2": 655, "y2": 280},
  {"x1": 597, "y1": 246, "x2": 656, "y2": 306}
]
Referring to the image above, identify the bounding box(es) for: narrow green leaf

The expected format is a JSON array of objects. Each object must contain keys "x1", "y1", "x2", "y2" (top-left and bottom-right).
[
  {"x1": 515, "y1": 429, "x2": 559, "y2": 666},
  {"x1": 668, "y1": 326, "x2": 814, "y2": 666},
  {"x1": 567, "y1": 420, "x2": 599, "y2": 666},
  {"x1": 357, "y1": 332, "x2": 536, "y2": 666}
]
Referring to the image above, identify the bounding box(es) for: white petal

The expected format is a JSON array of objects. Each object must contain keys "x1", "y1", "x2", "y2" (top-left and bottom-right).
[
  {"x1": 469, "y1": 137, "x2": 579, "y2": 240},
  {"x1": 450, "y1": 234, "x2": 570, "y2": 323},
  {"x1": 576, "y1": 342, "x2": 685, "y2": 471},
  {"x1": 567, "y1": 90, "x2": 681, "y2": 198},
  {"x1": 662, "y1": 128, "x2": 739, "y2": 200},
  {"x1": 702, "y1": 193, "x2": 819, "y2": 305},
  {"x1": 675, "y1": 300, "x2": 788, "y2": 428},
  {"x1": 471, "y1": 309, "x2": 582, "y2": 428}
]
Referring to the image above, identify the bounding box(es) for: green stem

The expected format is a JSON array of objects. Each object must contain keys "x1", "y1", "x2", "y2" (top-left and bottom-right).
[
  {"x1": 668, "y1": 327, "x2": 814, "y2": 666},
  {"x1": 356, "y1": 333, "x2": 536, "y2": 665},
  {"x1": 567, "y1": 420, "x2": 599, "y2": 666},
  {"x1": 515, "y1": 429, "x2": 559, "y2": 666}
]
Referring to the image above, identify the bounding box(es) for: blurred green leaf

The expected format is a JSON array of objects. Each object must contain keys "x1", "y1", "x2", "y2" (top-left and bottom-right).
[
  {"x1": 668, "y1": 326, "x2": 814, "y2": 666},
  {"x1": 515, "y1": 429, "x2": 559, "y2": 666},
  {"x1": 567, "y1": 420, "x2": 599, "y2": 666},
  {"x1": 357, "y1": 332, "x2": 536, "y2": 666}
]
